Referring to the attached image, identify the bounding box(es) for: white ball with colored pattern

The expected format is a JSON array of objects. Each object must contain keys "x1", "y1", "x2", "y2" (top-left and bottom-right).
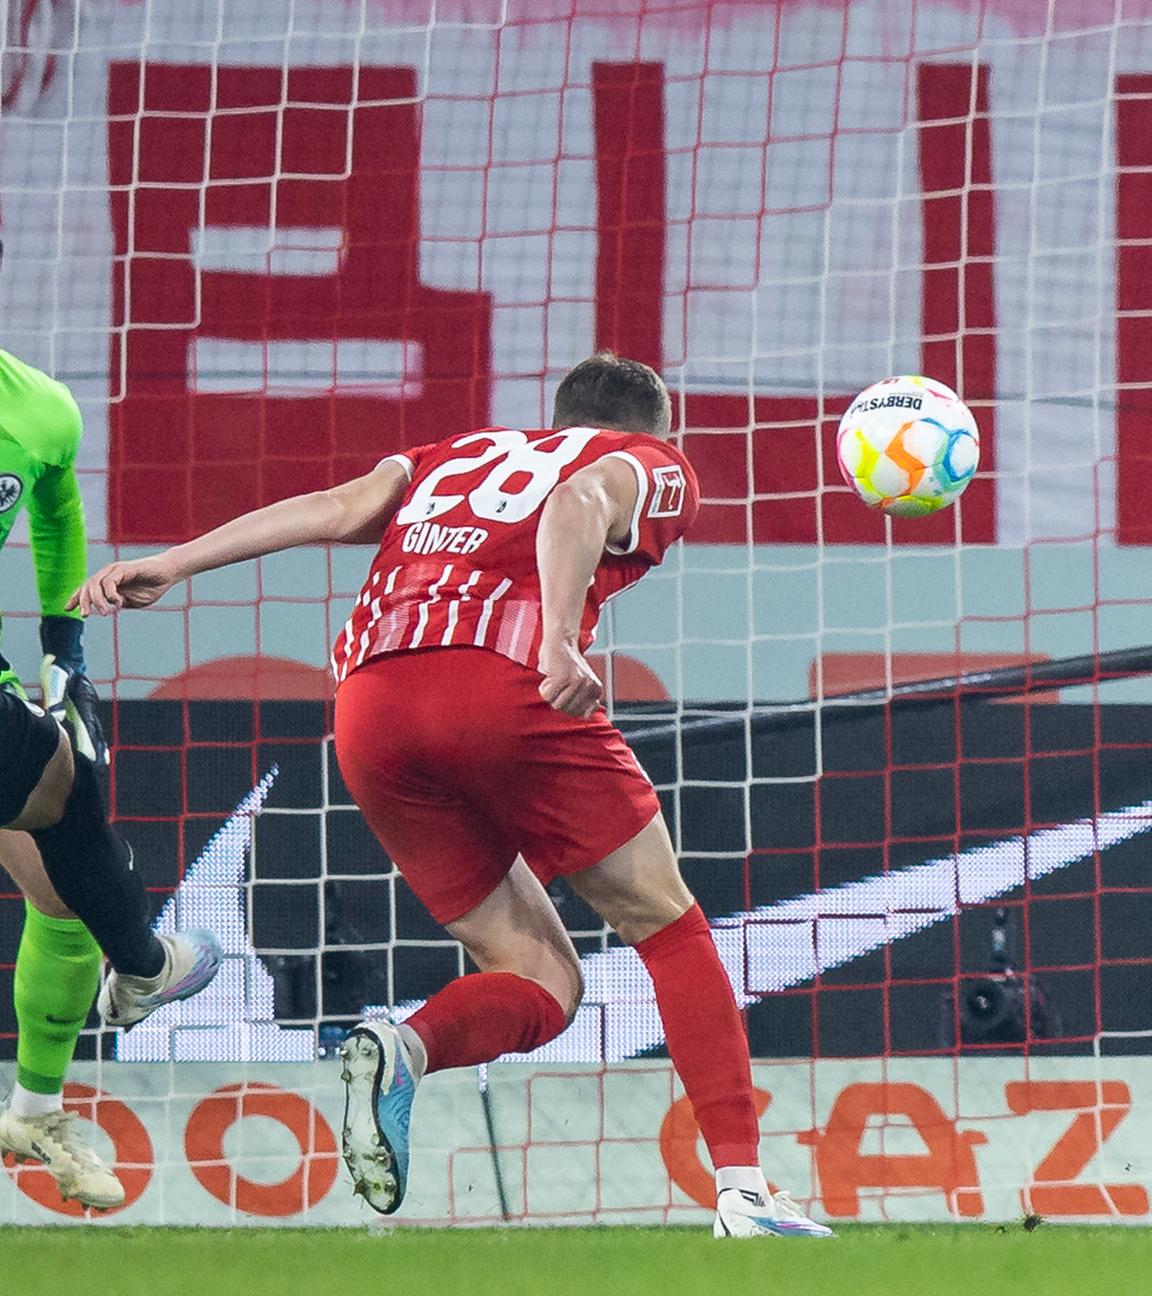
[{"x1": 836, "y1": 375, "x2": 980, "y2": 518}]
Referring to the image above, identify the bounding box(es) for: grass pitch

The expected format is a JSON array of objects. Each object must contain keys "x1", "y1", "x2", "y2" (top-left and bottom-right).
[{"x1": 0, "y1": 1224, "x2": 1147, "y2": 1296}]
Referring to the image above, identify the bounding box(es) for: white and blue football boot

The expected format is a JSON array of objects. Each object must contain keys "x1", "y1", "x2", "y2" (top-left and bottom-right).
[
  {"x1": 98, "y1": 929, "x2": 223, "y2": 1027},
  {"x1": 714, "y1": 1187, "x2": 835, "y2": 1238},
  {"x1": 340, "y1": 1020, "x2": 417, "y2": 1214}
]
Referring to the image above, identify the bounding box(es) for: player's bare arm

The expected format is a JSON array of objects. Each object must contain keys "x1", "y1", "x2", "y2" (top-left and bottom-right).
[
  {"x1": 70, "y1": 459, "x2": 411, "y2": 616},
  {"x1": 535, "y1": 454, "x2": 639, "y2": 718}
]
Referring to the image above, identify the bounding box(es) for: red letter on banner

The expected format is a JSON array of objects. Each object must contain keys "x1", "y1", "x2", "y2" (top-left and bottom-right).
[
  {"x1": 1006, "y1": 1080, "x2": 1149, "y2": 1217},
  {"x1": 1115, "y1": 75, "x2": 1152, "y2": 544},
  {"x1": 798, "y1": 1082, "x2": 986, "y2": 1217},
  {"x1": 672, "y1": 63, "x2": 998, "y2": 545},
  {"x1": 659, "y1": 1089, "x2": 773, "y2": 1209},
  {"x1": 107, "y1": 63, "x2": 491, "y2": 543},
  {"x1": 2, "y1": 1083, "x2": 153, "y2": 1217},
  {"x1": 185, "y1": 1082, "x2": 338, "y2": 1217}
]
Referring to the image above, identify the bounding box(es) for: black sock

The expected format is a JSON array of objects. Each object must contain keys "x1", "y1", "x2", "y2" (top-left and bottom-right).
[{"x1": 31, "y1": 752, "x2": 165, "y2": 978}]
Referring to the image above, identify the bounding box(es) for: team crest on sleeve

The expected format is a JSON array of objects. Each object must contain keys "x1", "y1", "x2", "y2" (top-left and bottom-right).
[
  {"x1": 0, "y1": 475, "x2": 24, "y2": 512},
  {"x1": 647, "y1": 464, "x2": 686, "y2": 518}
]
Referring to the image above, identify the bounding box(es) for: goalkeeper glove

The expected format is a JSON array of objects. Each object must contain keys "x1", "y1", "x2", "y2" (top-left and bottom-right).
[{"x1": 39, "y1": 615, "x2": 108, "y2": 766}]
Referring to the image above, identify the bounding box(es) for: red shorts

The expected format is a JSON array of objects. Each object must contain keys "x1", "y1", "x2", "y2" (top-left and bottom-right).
[{"x1": 333, "y1": 647, "x2": 660, "y2": 924}]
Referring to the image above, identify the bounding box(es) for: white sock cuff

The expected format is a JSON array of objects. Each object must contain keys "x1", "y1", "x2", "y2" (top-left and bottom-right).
[
  {"x1": 10, "y1": 1083, "x2": 65, "y2": 1119},
  {"x1": 396, "y1": 1022, "x2": 428, "y2": 1083},
  {"x1": 715, "y1": 1166, "x2": 769, "y2": 1198}
]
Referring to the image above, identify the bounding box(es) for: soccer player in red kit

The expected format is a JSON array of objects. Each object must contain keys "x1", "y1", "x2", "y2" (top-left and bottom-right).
[{"x1": 73, "y1": 354, "x2": 831, "y2": 1239}]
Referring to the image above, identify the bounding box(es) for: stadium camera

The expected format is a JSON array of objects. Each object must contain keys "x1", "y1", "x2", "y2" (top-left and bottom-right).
[{"x1": 941, "y1": 908, "x2": 1062, "y2": 1047}]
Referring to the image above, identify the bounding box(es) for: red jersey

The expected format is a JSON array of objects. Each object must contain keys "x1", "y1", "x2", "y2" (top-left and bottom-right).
[{"x1": 330, "y1": 426, "x2": 698, "y2": 684}]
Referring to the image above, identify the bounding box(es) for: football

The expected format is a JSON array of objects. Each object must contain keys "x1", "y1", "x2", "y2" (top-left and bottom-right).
[{"x1": 835, "y1": 375, "x2": 980, "y2": 517}]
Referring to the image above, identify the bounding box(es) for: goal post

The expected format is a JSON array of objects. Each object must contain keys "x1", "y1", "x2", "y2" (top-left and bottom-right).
[{"x1": 1, "y1": 0, "x2": 1151, "y2": 1227}]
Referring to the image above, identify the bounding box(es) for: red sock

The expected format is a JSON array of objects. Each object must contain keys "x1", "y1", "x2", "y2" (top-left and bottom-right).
[
  {"x1": 406, "y1": 972, "x2": 567, "y2": 1074},
  {"x1": 635, "y1": 904, "x2": 760, "y2": 1169}
]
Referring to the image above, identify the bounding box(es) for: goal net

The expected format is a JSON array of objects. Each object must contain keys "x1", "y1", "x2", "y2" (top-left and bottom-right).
[{"x1": 2, "y1": 0, "x2": 1151, "y2": 1227}]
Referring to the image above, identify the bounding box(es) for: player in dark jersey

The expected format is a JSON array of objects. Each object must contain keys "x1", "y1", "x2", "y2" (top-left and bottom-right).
[
  {"x1": 73, "y1": 353, "x2": 832, "y2": 1239},
  {"x1": 0, "y1": 687, "x2": 223, "y2": 1201}
]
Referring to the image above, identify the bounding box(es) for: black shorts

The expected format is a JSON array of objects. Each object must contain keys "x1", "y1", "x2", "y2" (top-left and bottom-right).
[{"x1": 0, "y1": 690, "x2": 62, "y2": 823}]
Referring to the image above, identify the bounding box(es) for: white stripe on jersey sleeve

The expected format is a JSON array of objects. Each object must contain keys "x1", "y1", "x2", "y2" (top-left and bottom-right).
[
  {"x1": 378, "y1": 452, "x2": 415, "y2": 479},
  {"x1": 602, "y1": 451, "x2": 649, "y2": 556}
]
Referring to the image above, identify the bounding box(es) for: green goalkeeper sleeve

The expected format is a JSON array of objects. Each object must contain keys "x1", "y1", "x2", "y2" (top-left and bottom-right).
[
  {"x1": 29, "y1": 459, "x2": 87, "y2": 619},
  {"x1": 0, "y1": 346, "x2": 87, "y2": 636}
]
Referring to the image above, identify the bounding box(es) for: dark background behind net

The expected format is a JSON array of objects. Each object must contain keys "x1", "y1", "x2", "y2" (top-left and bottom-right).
[{"x1": 2, "y1": 697, "x2": 1149, "y2": 1062}]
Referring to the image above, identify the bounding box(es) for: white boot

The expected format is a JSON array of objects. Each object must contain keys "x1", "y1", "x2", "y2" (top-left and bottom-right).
[
  {"x1": 714, "y1": 1187, "x2": 835, "y2": 1238},
  {"x1": 0, "y1": 1107, "x2": 125, "y2": 1210},
  {"x1": 98, "y1": 929, "x2": 222, "y2": 1027}
]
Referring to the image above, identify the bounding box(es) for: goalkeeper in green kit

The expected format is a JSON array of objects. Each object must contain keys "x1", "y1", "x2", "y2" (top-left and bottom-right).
[{"x1": 0, "y1": 244, "x2": 222, "y2": 1207}]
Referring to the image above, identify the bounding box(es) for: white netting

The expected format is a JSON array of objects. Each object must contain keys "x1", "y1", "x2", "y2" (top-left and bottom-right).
[{"x1": 2, "y1": 0, "x2": 1151, "y2": 1227}]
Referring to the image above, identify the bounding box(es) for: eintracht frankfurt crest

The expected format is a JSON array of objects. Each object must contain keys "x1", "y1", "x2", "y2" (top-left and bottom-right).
[{"x1": 0, "y1": 475, "x2": 24, "y2": 513}]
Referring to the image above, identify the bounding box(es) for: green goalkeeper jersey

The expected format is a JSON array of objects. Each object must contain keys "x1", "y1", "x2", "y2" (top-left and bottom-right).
[{"x1": 0, "y1": 346, "x2": 87, "y2": 634}]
